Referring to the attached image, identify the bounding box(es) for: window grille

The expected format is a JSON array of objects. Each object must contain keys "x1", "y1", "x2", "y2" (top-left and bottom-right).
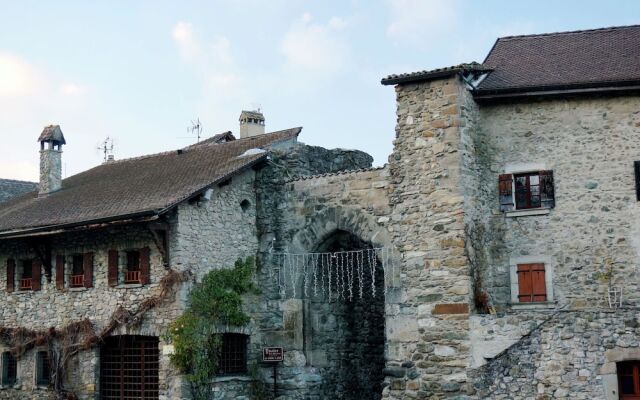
[
  {"x1": 36, "y1": 351, "x2": 50, "y2": 387},
  {"x1": 218, "y1": 333, "x2": 248, "y2": 375},
  {"x1": 125, "y1": 251, "x2": 141, "y2": 283}
]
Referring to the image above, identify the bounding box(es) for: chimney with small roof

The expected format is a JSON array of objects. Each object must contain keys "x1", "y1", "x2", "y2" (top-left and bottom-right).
[
  {"x1": 38, "y1": 125, "x2": 65, "y2": 196},
  {"x1": 239, "y1": 110, "x2": 265, "y2": 138}
]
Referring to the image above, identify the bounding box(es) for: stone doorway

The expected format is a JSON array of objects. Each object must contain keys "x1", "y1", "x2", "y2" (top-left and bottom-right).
[
  {"x1": 304, "y1": 230, "x2": 386, "y2": 400},
  {"x1": 100, "y1": 335, "x2": 160, "y2": 400}
]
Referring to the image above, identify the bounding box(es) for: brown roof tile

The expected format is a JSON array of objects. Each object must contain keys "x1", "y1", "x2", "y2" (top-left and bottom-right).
[
  {"x1": 477, "y1": 25, "x2": 640, "y2": 94},
  {"x1": 0, "y1": 128, "x2": 300, "y2": 236}
]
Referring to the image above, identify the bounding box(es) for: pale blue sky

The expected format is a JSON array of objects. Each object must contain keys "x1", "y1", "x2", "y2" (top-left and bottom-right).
[{"x1": 1, "y1": 1, "x2": 638, "y2": 180}]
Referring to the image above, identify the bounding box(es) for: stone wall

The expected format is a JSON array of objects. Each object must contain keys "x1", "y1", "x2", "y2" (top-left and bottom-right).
[
  {"x1": 473, "y1": 96, "x2": 640, "y2": 310},
  {"x1": 471, "y1": 310, "x2": 640, "y2": 400},
  {"x1": 384, "y1": 76, "x2": 474, "y2": 398}
]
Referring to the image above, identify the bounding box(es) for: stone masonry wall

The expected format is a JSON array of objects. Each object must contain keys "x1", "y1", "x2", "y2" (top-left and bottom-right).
[
  {"x1": 473, "y1": 96, "x2": 640, "y2": 310},
  {"x1": 385, "y1": 76, "x2": 474, "y2": 398}
]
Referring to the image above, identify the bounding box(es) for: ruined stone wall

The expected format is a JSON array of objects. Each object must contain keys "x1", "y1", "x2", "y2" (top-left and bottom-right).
[
  {"x1": 385, "y1": 76, "x2": 474, "y2": 398},
  {"x1": 473, "y1": 96, "x2": 640, "y2": 310}
]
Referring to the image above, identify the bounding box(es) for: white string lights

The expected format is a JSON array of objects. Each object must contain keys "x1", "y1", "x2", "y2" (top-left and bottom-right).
[{"x1": 273, "y1": 248, "x2": 395, "y2": 301}]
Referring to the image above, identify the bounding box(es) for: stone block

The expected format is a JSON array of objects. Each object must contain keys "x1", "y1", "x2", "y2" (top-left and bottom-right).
[{"x1": 432, "y1": 303, "x2": 469, "y2": 315}]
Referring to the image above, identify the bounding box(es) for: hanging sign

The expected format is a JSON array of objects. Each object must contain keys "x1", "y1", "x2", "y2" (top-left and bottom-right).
[{"x1": 262, "y1": 347, "x2": 284, "y2": 362}]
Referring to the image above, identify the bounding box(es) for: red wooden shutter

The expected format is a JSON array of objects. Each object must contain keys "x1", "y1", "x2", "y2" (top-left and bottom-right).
[
  {"x1": 539, "y1": 170, "x2": 555, "y2": 208},
  {"x1": 517, "y1": 263, "x2": 547, "y2": 302},
  {"x1": 32, "y1": 259, "x2": 42, "y2": 291},
  {"x1": 55, "y1": 255, "x2": 65, "y2": 290},
  {"x1": 139, "y1": 247, "x2": 150, "y2": 285},
  {"x1": 499, "y1": 174, "x2": 514, "y2": 212},
  {"x1": 6, "y1": 259, "x2": 15, "y2": 293},
  {"x1": 108, "y1": 250, "x2": 119, "y2": 287},
  {"x1": 83, "y1": 252, "x2": 94, "y2": 288}
]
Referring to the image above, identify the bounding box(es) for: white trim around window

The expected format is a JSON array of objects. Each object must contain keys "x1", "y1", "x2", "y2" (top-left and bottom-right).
[{"x1": 509, "y1": 255, "x2": 555, "y2": 308}]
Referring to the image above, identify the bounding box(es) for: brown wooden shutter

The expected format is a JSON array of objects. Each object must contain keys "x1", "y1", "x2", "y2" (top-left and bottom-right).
[
  {"x1": 139, "y1": 247, "x2": 150, "y2": 285},
  {"x1": 108, "y1": 250, "x2": 119, "y2": 287},
  {"x1": 55, "y1": 255, "x2": 65, "y2": 290},
  {"x1": 6, "y1": 259, "x2": 15, "y2": 293},
  {"x1": 498, "y1": 174, "x2": 514, "y2": 212},
  {"x1": 32, "y1": 259, "x2": 42, "y2": 291},
  {"x1": 83, "y1": 252, "x2": 94, "y2": 288},
  {"x1": 517, "y1": 263, "x2": 547, "y2": 302},
  {"x1": 539, "y1": 170, "x2": 555, "y2": 208}
]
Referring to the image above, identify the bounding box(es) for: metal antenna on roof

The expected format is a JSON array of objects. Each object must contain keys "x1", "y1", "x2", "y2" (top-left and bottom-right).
[
  {"x1": 188, "y1": 118, "x2": 202, "y2": 143},
  {"x1": 97, "y1": 137, "x2": 114, "y2": 162}
]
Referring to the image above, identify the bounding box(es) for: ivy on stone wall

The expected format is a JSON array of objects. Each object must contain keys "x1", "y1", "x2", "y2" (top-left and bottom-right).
[{"x1": 165, "y1": 257, "x2": 259, "y2": 400}]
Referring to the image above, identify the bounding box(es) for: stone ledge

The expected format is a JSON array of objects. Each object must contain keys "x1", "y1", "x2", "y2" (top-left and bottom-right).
[
  {"x1": 509, "y1": 301, "x2": 556, "y2": 310},
  {"x1": 505, "y1": 208, "x2": 550, "y2": 218}
]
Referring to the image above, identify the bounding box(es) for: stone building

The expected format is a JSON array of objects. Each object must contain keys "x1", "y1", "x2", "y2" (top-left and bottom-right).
[
  {"x1": 0, "y1": 25, "x2": 639, "y2": 400},
  {"x1": 0, "y1": 179, "x2": 37, "y2": 204}
]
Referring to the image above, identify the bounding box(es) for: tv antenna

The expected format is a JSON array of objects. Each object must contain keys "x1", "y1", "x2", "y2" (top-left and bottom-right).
[
  {"x1": 97, "y1": 137, "x2": 114, "y2": 162},
  {"x1": 187, "y1": 118, "x2": 203, "y2": 143}
]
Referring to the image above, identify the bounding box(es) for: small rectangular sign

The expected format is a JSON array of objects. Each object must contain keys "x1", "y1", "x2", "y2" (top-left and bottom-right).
[{"x1": 262, "y1": 347, "x2": 284, "y2": 362}]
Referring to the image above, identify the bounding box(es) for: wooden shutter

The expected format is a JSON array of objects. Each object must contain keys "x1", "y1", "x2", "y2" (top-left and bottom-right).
[
  {"x1": 83, "y1": 252, "x2": 94, "y2": 288},
  {"x1": 108, "y1": 250, "x2": 119, "y2": 287},
  {"x1": 498, "y1": 174, "x2": 514, "y2": 212},
  {"x1": 139, "y1": 247, "x2": 150, "y2": 285},
  {"x1": 6, "y1": 259, "x2": 15, "y2": 293},
  {"x1": 55, "y1": 255, "x2": 65, "y2": 290},
  {"x1": 32, "y1": 259, "x2": 42, "y2": 291},
  {"x1": 539, "y1": 170, "x2": 555, "y2": 208},
  {"x1": 517, "y1": 263, "x2": 547, "y2": 302}
]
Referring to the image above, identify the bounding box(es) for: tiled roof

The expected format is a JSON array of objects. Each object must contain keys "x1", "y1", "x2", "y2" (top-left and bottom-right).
[
  {"x1": 0, "y1": 128, "x2": 300, "y2": 236},
  {"x1": 0, "y1": 179, "x2": 37, "y2": 204},
  {"x1": 381, "y1": 63, "x2": 490, "y2": 85},
  {"x1": 476, "y1": 25, "x2": 640, "y2": 94}
]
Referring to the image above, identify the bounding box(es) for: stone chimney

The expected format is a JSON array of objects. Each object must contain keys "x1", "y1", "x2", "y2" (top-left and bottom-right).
[
  {"x1": 239, "y1": 110, "x2": 265, "y2": 138},
  {"x1": 37, "y1": 125, "x2": 66, "y2": 196}
]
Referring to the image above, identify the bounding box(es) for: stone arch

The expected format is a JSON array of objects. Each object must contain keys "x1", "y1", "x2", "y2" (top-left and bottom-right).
[{"x1": 288, "y1": 206, "x2": 396, "y2": 400}]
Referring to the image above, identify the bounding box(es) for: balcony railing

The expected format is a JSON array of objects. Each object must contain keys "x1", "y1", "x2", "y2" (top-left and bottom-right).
[
  {"x1": 20, "y1": 278, "x2": 32, "y2": 290},
  {"x1": 124, "y1": 270, "x2": 141, "y2": 284},
  {"x1": 70, "y1": 274, "x2": 84, "y2": 288}
]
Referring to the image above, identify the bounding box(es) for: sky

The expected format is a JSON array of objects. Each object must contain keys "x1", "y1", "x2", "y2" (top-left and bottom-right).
[{"x1": 0, "y1": 1, "x2": 638, "y2": 181}]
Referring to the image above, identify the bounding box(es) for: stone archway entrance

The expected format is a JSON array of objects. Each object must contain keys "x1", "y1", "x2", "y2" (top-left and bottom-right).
[{"x1": 303, "y1": 230, "x2": 386, "y2": 400}]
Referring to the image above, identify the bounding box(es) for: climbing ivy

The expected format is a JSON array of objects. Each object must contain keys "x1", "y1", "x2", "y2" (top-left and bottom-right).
[{"x1": 166, "y1": 257, "x2": 259, "y2": 400}]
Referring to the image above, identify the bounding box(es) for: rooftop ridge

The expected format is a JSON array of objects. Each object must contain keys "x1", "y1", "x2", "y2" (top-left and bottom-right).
[
  {"x1": 101, "y1": 127, "x2": 301, "y2": 166},
  {"x1": 498, "y1": 24, "x2": 640, "y2": 41}
]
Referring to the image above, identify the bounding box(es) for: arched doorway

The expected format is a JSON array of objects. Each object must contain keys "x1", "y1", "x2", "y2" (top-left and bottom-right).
[{"x1": 304, "y1": 230, "x2": 386, "y2": 400}]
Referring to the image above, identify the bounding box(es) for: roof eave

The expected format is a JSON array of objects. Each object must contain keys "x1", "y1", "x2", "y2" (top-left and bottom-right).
[{"x1": 474, "y1": 81, "x2": 640, "y2": 101}]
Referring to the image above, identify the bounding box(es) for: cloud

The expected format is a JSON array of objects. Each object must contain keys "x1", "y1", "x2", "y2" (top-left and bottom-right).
[
  {"x1": 280, "y1": 13, "x2": 349, "y2": 77},
  {"x1": 172, "y1": 21, "x2": 200, "y2": 61},
  {"x1": 0, "y1": 52, "x2": 42, "y2": 97},
  {"x1": 386, "y1": 0, "x2": 458, "y2": 46},
  {"x1": 60, "y1": 83, "x2": 86, "y2": 96}
]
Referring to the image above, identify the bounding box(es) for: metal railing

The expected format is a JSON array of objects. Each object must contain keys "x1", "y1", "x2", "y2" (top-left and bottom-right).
[
  {"x1": 70, "y1": 274, "x2": 84, "y2": 287},
  {"x1": 124, "y1": 270, "x2": 141, "y2": 284}
]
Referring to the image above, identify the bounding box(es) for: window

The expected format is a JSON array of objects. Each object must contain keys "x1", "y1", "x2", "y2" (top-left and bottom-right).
[
  {"x1": 125, "y1": 250, "x2": 141, "y2": 284},
  {"x1": 1, "y1": 352, "x2": 16, "y2": 386},
  {"x1": 499, "y1": 170, "x2": 554, "y2": 212},
  {"x1": 619, "y1": 361, "x2": 640, "y2": 399},
  {"x1": 70, "y1": 254, "x2": 84, "y2": 288},
  {"x1": 218, "y1": 333, "x2": 248, "y2": 375},
  {"x1": 35, "y1": 351, "x2": 50, "y2": 387},
  {"x1": 516, "y1": 263, "x2": 547, "y2": 302},
  {"x1": 20, "y1": 260, "x2": 32, "y2": 291},
  {"x1": 510, "y1": 256, "x2": 554, "y2": 306}
]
